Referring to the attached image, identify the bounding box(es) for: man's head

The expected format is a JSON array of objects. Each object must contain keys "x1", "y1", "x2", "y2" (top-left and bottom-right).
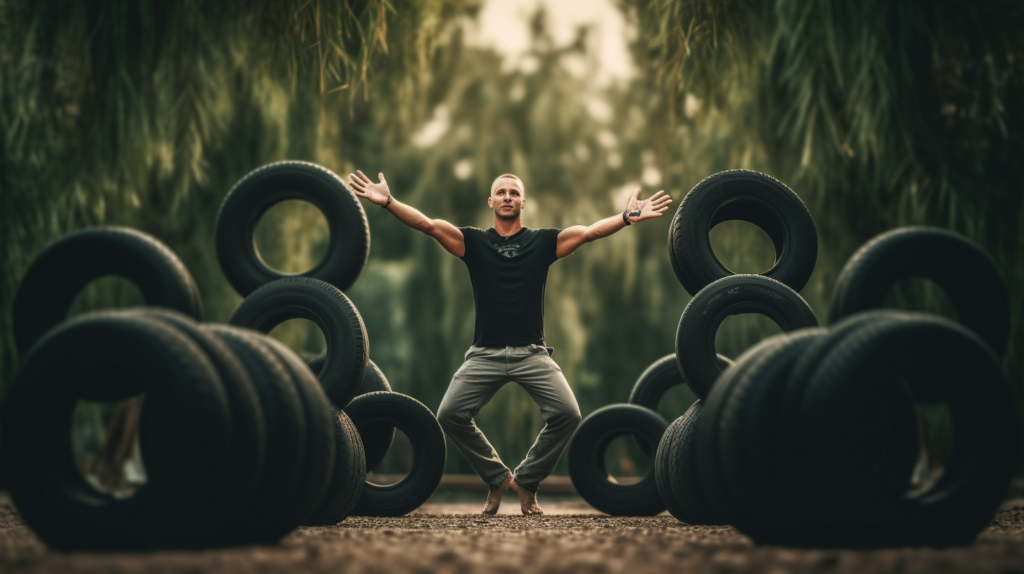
[{"x1": 488, "y1": 174, "x2": 525, "y2": 222}]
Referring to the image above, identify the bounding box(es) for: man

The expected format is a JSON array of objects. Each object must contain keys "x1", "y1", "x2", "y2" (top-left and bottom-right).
[{"x1": 346, "y1": 170, "x2": 671, "y2": 515}]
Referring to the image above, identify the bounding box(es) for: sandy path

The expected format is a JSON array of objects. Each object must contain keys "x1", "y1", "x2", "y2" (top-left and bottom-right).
[{"x1": 1, "y1": 498, "x2": 1023, "y2": 573}]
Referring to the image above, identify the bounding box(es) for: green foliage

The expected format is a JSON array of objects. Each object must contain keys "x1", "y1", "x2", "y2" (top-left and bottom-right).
[
  {"x1": 0, "y1": 0, "x2": 470, "y2": 395},
  {"x1": 623, "y1": 0, "x2": 1024, "y2": 390},
  {"x1": 5, "y1": 0, "x2": 1023, "y2": 479}
]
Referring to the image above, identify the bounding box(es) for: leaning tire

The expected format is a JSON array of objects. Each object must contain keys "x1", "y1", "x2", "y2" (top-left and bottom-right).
[
  {"x1": 304, "y1": 408, "x2": 367, "y2": 525},
  {"x1": 215, "y1": 161, "x2": 369, "y2": 296},
  {"x1": 352, "y1": 361, "x2": 395, "y2": 472},
  {"x1": 123, "y1": 309, "x2": 266, "y2": 543},
  {"x1": 675, "y1": 274, "x2": 819, "y2": 399},
  {"x1": 829, "y1": 227, "x2": 1009, "y2": 357},
  {"x1": 348, "y1": 392, "x2": 446, "y2": 517},
  {"x1": 230, "y1": 277, "x2": 369, "y2": 407},
  {"x1": 308, "y1": 355, "x2": 395, "y2": 471},
  {"x1": 203, "y1": 325, "x2": 309, "y2": 544},
  {"x1": 4, "y1": 312, "x2": 231, "y2": 550},
  {"x1": 568, "y1": 404, "x2": 667, "y2": 516},
  {"x1": 629, "y1": 353, "x2": 730, "y2": 458},
  {"x1": 258, "y1": 337, "x2": 337, "y2": 527},
  {"x1": 12, "y1": 227, "x2": 202, "y2": 357},
  {"x1": 666, "y1": 400, "x2": 725, "y2": 525},
  {"x1": 771, "y1": 313, "x2": 1019, "y2": 547},
  {"x1": 668, "y1": 170, "x2": 817, "y2": 295}
]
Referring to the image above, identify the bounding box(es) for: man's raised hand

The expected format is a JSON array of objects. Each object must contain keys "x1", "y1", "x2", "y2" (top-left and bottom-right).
[
  {"x1": 347, "y1": 170, "x2": 391, "y2": 206},
  {"x1": 627, "y1": 188, "x2": 672, "y2": 224}
]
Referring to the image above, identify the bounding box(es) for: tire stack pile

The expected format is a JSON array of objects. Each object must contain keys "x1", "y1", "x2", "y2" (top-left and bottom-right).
[
  {"x1": 6, "y1": 227, "x2": 341, "y2": 549},
  {"x1": 569, "y1": 170, "x2": 820, "y2": 518},
  {"x1": 2, "y1": 162, "x2": 444, "y2": 550},
  {"x1": 570, "y1": 169, "x2": 1019, "y2": 547},
  {"x1": 216, "y1": 162, "x2": 446, "y2": 519},
  {"x1": 684, "y1": 227, "x2": 1019, "y2": 547}
]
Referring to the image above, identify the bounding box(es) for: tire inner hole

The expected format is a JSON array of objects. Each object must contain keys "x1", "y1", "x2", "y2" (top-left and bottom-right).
[
  {"x1": 268, "y1": 318, "x2": 327, "y2": 357},
  {"x1": 714, "y1": 314, "x2": 783, "y2": 362},
  {"x1": 603, "y1": 434, "x2": 653, "y2": 485},
  {"x1": 67, "y1": 276, "x2": 145, "y2": 318},
  {"x1": 708, "y1": 219, "x2": 778, "y2": 275},
  {"x1": 906, "y1": 401, "x2": 953, "y2": 498},
  {"x1": 655, "y1": 385, "x2": 699, "y2": 424},
  {"x1": 254, "y1": 199, "x2": 330, "y2": 274},
  {"x1": 366, "y1": 428, "x2": 413, "y2": 487},
  {"x1": 70, "y1": 395, "x2": 148, "y2": 499}
]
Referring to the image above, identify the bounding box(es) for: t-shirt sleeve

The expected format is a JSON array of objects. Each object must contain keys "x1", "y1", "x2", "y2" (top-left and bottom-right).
[
  {"x1": 544, "y1": 228, "x2": 563, "y2": 263},
  {"x1": 458, "y1": 226, "x2": 482, "y2": 263}
]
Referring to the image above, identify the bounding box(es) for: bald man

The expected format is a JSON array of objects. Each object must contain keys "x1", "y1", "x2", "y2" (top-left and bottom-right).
[{"x1": 347, "y1": 170, "x2": 671, "y2": 515}]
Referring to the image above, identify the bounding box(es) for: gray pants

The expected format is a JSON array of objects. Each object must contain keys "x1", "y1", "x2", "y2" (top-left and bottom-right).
[{"x1": 436, "y1": 344, "x2": 582, "y2": 492}]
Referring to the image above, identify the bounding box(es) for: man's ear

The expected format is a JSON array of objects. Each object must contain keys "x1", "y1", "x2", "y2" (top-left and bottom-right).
[{"x1": 487, "y1": 196, "x2": 493, "y2": 209}]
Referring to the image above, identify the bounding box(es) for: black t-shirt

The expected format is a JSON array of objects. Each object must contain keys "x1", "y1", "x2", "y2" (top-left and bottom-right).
[{"x1": 458, "y1": 226, "x2": 561, "y2": 348}]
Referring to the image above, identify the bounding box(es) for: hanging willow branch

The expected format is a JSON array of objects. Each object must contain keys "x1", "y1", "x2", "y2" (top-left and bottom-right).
[
  {"x1": 623, "y1": 0, "x2": 1024, "y2": 391},
  {"x1": 0, "y1": 0, "x2": 473, "y2": 400}
]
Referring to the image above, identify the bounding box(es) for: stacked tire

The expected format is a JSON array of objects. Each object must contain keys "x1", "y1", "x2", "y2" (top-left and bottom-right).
[
  {"x1": 658, "y1": 225, "x2": 1019, "y2": 547},
  {"x1": 6, "y1": 228, "x2": 355, "y2": 549},
  {"x1": 218, "y1": 161, "x2": 445, "y2": 519},
  {"x1": 571, "y1": 170, "x2": 820, "y2": 517}
]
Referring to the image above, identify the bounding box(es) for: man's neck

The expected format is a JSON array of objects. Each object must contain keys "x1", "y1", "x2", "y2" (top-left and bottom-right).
[{"x1": 492, "y1": 218, "x2": 524, "y2": 237}]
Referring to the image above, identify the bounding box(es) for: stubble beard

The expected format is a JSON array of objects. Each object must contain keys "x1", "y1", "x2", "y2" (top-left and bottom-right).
[{"x1": 495, "y1": 205, "x2": 520, "y2": 222}]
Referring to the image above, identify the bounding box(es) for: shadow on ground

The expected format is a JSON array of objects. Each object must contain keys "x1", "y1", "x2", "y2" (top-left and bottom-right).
[{"x1": 1, "y1": 492, "x2": 1023, "y2": 574}]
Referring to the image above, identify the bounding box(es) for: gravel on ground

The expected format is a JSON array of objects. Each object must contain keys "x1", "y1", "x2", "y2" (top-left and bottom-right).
[{"x1": 1, "y1": 496, "x2": 1023, "y2": 574}]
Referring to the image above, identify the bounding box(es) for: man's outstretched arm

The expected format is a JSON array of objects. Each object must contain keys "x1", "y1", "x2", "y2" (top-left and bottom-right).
[
  {"x1": 556, "y1": 188, "x2": 672, "y2": 258},
  {"x1": 347, "y1": 170, "x2": 466, "y2": 257}
]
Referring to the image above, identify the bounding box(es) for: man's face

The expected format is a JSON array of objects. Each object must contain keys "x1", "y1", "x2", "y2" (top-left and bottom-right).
[{"x1": 488, "y1": 178, "x2": 525, "y2": 221}]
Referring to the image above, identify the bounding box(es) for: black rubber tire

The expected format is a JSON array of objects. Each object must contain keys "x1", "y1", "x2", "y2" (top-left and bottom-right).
[
  {"x1": 3, "y1": 312, "x2": 231, "y2": 550},
  {"x1": 628, "y1": 353, "x2": 731, "y2": 458},
  {"x1": 654, "y1": 411, "x2": 692, "y2": 521},
  {"x1": 258, "y1": 336, "x2": 337, "y2": 528},
  {"x1": 12, "y1": 227, "x2": 202, "y2": 357},
  {"x1": 655, "y1": 401, "x2": 721, "y2": 524},
  {"x1": 568, "y1": 404, "x2": 667, "y2": 516},
  {"x1": 203, "y1": 325, "x2": 308, "y2": 543},
  {"x1": 667, "y1": 400, "x2": 726, "y2": 525},
  {"x1": 119, "y1": 309, "x2": 266, "y2": 542},
  {"x1": 667, "y1": 170, "x2": 817, "y2": 296},
  {"x1": 305, "y1": 408, "x2": 367, "y2": 525},
  {"x1": 691, "y1": 334, "x2": 793, "y2": 525},
  {"x1": 829, "y1": 227, "x2": 1010, "y2": 357},
  {"x1": 348, "y1": 392, "x2": 446, "y2": 517},
  {"x1": 308, "y1": 355, "x2": 395, "y2": 471},
  {"x1": 675, "y1": 274, "x2": 819, "y2": 399},
  {"x1": 629, "y1": 353, "x2": 732, "y2": 412},
  {"x1": 353, "y1": 361, "x2": 395, "y2": 472},
  {"x1": 215, "y1": 161, "x2": 369, "y2": 296},
  {"x1": 230, "y1": 277, "x2": 369, "y2": 407},
  {"x1": 713, "y1": 330, "x2": 827, "y2": 536},
  {"x1": 776, "y1": 313, "x2": 1020, "y2": 548}
]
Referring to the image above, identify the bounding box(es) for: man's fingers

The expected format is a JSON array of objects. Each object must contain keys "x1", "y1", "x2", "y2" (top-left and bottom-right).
[
  {"x1": 647, "y1": 190, "x2": 666, "y2": 201},
  {"x1": 378, "y1": 172, "x2": 387, "y2": 183},
  {"x1": 356, "y1": 170, "x2": 372, "y2": 184}
]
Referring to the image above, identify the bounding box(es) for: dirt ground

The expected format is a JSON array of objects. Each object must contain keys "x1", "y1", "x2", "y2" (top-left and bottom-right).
[{"x1": 1, "y1": 494, "x2": 1024, "y2": 574}]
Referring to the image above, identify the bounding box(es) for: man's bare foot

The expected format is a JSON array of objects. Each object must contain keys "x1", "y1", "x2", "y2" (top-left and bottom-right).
[
  {"x1": 508, "y1": 477, "x2": 543, "y2": 515},
  {"x1": 482, "y1": 472, "x2": 513, "y2": 515}
]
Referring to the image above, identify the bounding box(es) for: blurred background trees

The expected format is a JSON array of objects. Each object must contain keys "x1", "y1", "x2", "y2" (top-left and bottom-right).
[{"x1": 3, "y1": 0, "x2": 1022, "y2": 476}]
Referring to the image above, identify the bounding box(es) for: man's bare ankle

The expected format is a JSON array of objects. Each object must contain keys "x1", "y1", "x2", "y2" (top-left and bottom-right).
[
  {"x1": 482, "y1": 471, "x2": 513, "y2": 515},
  {"x1": 509, "y1": 477, "x2": 543, "y2": 515}
]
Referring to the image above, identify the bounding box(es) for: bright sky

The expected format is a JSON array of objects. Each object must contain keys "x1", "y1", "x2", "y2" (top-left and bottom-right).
[{"x1": 465, "y1": 0, "x2": 634, "y2": 86}]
